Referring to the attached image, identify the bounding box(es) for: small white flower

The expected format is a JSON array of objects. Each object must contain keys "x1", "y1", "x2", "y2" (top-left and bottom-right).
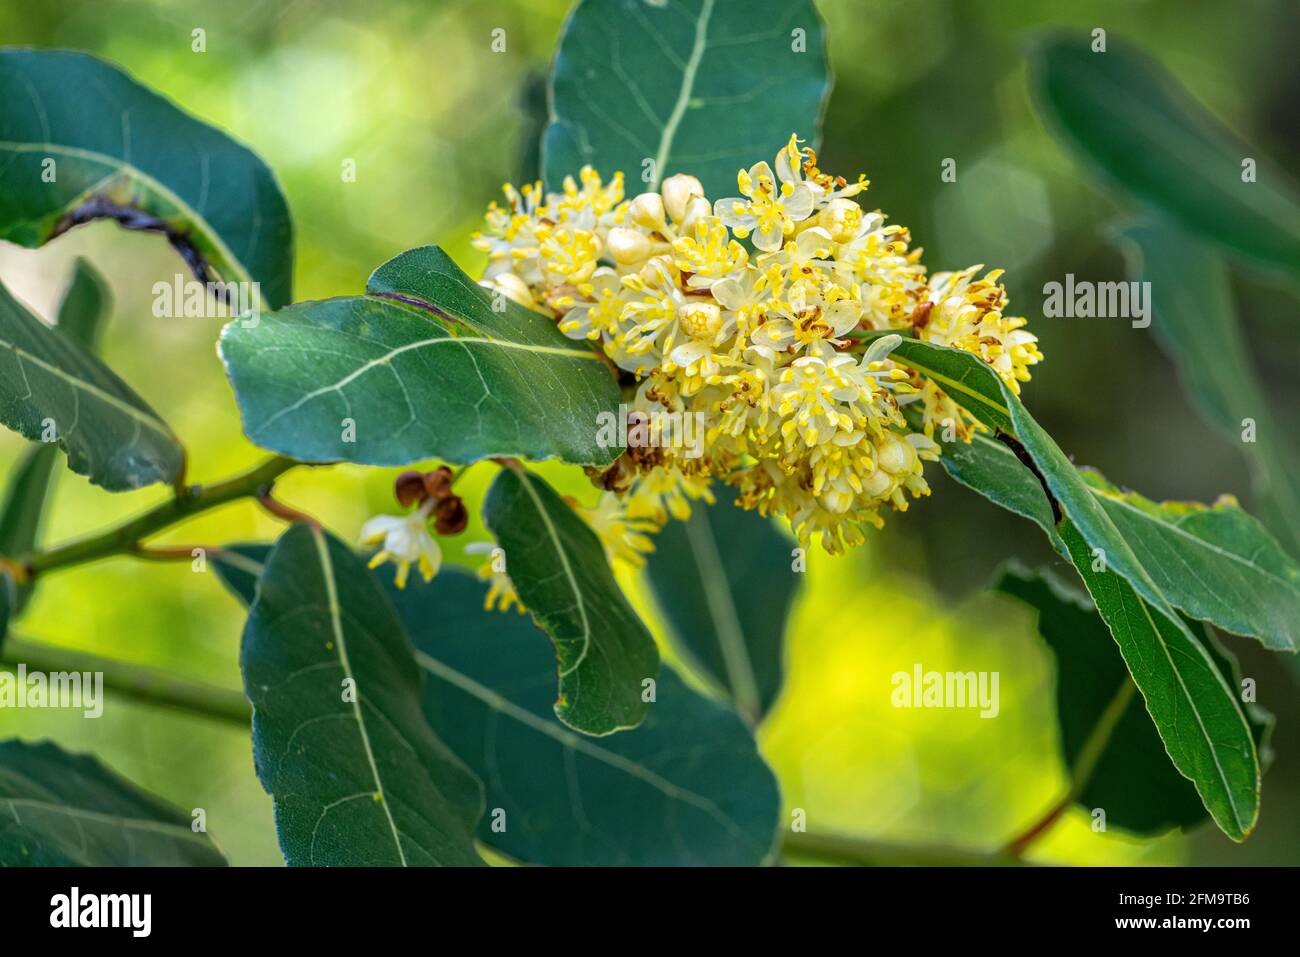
[{"x1": 360, "y1": 499, "x2": 441, "y2": 589}]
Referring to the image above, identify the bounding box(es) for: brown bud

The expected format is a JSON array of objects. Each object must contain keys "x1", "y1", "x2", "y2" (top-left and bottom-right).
[
  {"x1": 423, "y1": 466, "x2": 455, "y2": 500},
  {"x1": 433, "y1": 494, "x2": 468, "y2": 535},
  {"x1": 589, "y1": 453, "x2": 636, "y2": 493},
  {"x1": 394, "y1": 470, "x2": 428, "y2": 508}
]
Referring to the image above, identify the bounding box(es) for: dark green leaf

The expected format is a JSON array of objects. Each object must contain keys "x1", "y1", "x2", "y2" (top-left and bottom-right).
[
  {"x1": 543, "y1": 0, "x2": 831, "y2": 200},
  {"x1": 997, "y1": 566, "x2": 1270, "y2": 836},
  {"x1": 483, "y1": 466, "x2": 659, "y2": 735},
  {"x1": 387, "y1": 569, "x2": 780, "y2": 865},
  {"x1": 0, "y1": 276, "x2": 182, "y2": 491},
  {"x1": 1057, "y1": 519, "x2": 1259, "y2": 840},
  {"x1": 0, "y1": 261, "x2": 112, "y2": 617},
  {"x1": 212, "y1": 543, "x2": 271, "y2": 607},
  {"x1": 242, "y1": 524, "x2": 484, "y2": 866},
  {"x1": 1029, "y1": 34, "x2": 1300, "y2": 279},
  {"x1": 935, "y1": 425, "x2": 1300, "y2": 653},
  {"x1": 0, "y1": 49, "x2": 293, "y2": 307},
  {"x1": 892, "y1": 338, "x2": 1263, "y2": 838},
  {"x1": 0, "y1": 739, "x2": 227, "y2": 865},
  {"x1": 1114, "y1": 218, "x2": 1300, "y2": 555},
  {"x1": 644, "y1": 484, "x2": 798, "y2": 722},
  {"x1": 220, "y1": 246, "x2": 621, "y2": 468}
]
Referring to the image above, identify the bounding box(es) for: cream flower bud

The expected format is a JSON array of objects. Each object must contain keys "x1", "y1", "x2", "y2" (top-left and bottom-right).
[
  {"x1": 486, "y1": 272, "x2": 535, "y2": 309},
  {"x1": 862, "y1": 468, "x2": 893, "y2": 498},
  {"x1": 876, "y1": 433, "x2": 915, "y2": 475},
  {"x1": 629, "y1": 192, "x2": 667, "y2": 230},
  {"x1": 818, "y1": 198, "x2": 864, "y2": 243},
  {"x1": 661, "y1": 173, "x2": 704, "y2": 223},
  {"x1": 607, "y1": 226, "x2": 654, "y2": 265},
  {"x1": 678, "y1": 196, "x2": 713, "y2": 231}
]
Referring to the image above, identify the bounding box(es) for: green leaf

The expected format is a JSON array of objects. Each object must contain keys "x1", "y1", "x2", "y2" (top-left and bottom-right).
[
  {"x1": 0, "y1": 49, "x2": 293, "y2": 307},
  {"x1": 1057, "y1": 519, "x2": 1259, "y2": 840},
  {"x1": 220, "y1": 246, "x2": 621, "y2": 468},
  {"x1": 54, "y1": 258, "x2": 112, "y2": 351},
  {"x1": 0, "y1": 739, "x2": 227, "y2": 865},
  {"x1": 997, "y1": 566, "x2": 1271, "y2": 836},
  {"x1": 1080, "y1": 469, "x2": 1299, "y2": 652},
  {"x1": 644, "y1": 484, "x2": 799, "y2": 723},
  {"x1": 891, "y1": 338, "x2": 1263, "y2": 839},
  {"x1": 935, "y1": 425, "x2": 1300, "y2": 653},
  {"x1": 543, "y1": 0, "x2": 831, "y2": 200},
  {"x1": 0, "y1": 276, "x2": 182, "y2": 491},
  {"x1": 241, "y1": 524, "x2": 484, "y2": 866},
  {"x1": 212, "y1": 543, "x2": 270, "y2": 607},
  {"x1": 1114, "y1": 217, "x2": 1300, "y2": 555},
  {"x1": 1028, "y1": 34, "x2": 1300, "y2": 280},
  {"x1": 483, "y1": 466, "x2": 659, "y2": 735},
  {"x1": 386, "y1": 568, "x2": 780, "y2": 865},
  {"x1": 0, "y1": 261, "x2": 112, "y2": 618}
]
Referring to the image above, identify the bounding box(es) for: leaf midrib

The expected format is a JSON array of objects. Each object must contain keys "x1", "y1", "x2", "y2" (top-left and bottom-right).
[{"x1": 306, "y1": 527, "x2": 407, "y2": 866}]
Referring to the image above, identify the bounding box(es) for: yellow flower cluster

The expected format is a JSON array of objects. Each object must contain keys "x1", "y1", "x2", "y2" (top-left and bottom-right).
[{"x1": 473, "y1": 136, "x2": 1043, "y2": 557}]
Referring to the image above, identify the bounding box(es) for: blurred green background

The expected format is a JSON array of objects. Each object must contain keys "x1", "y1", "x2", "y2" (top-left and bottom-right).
[{"x1": 1, "y1": 0, "x2": 1296, "y2": 866}]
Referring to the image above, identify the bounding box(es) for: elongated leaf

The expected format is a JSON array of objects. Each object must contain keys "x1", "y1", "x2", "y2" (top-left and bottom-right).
[
  {"x1": 483, "y1": 466, "x2": 659, "y2": 735},
  {"x1": 0, "y1": 261, "x2": 111, "y2": 618},
  {"x1": 645, "y1": 484, "x2": 798, "y2": 722},
  {"x1": 242, "y1": 524, "x2": 484, "y2": 866},
  {"x1": 544, "y1": 0, "x2": 830, "y2": 200},
  {"x1": 1081, "y1": 470, "x2": 1299, "y2": 652},
  {"x1": 997, "y1": 566, "x2": 1270, "y2": 836},
  {"x1": 0, "y1": 276, "x2": 182, "y2": 490},
  {"x1": 892, "y1": 338, "x2": 1262, "y2": 838},
  {"x1": 387, "y1": 569, "x2": 779, "y2": 865},
  {"x1": 220, "y1": 246, "x2": 620, "y2": 468},
  {"x1": 935, "y1": 424, "x2": 1300, "y2": 652},
  {"x1": 55, "y1": 258, "x2": 112, "y2": 351},
  {"x1": 0, "y1": 739, "x2": 226, "y2": 865},
  {"x1": 0, "y1": 49, "x2": 292, "y2": 307},
  {"x1": 1115, "y1": 218, "x2": 1300, "y2": 555},
  {"x1": 1029, "y1": 34, "x2": 1300, "y2": 279},
  {"x1": 1058, "y1": 519, "x2": 1258, "y2": 840}
]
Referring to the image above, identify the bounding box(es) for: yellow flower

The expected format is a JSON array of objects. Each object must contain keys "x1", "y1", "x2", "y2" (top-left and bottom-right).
[
  {"x1": 465, "y1": 542, "x2": 525, "y2": 614},
  {"x1": 579, "y1": 492, "x2": 661, "y2": 569},
  {"x1": 714, "y1": 155, "x2": 816, "y2": 252}
]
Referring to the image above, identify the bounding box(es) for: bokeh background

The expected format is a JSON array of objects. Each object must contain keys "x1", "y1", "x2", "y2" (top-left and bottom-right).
[{"x1": 1, "y1": 0, "x2": 1296, "y2": 866}]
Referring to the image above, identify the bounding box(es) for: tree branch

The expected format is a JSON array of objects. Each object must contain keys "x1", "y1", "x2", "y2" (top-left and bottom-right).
[
  {"x1": 0, "y1": 635, "x2": 251, "y2": 726},
  {"x1": 20, "y1": 455, "x2": 302, "y2": 577}
]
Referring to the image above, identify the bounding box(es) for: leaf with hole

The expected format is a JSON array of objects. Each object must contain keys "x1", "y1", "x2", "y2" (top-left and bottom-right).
[{"x1": 0, "y1": 49, "x2": 293, "y2": 307}]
